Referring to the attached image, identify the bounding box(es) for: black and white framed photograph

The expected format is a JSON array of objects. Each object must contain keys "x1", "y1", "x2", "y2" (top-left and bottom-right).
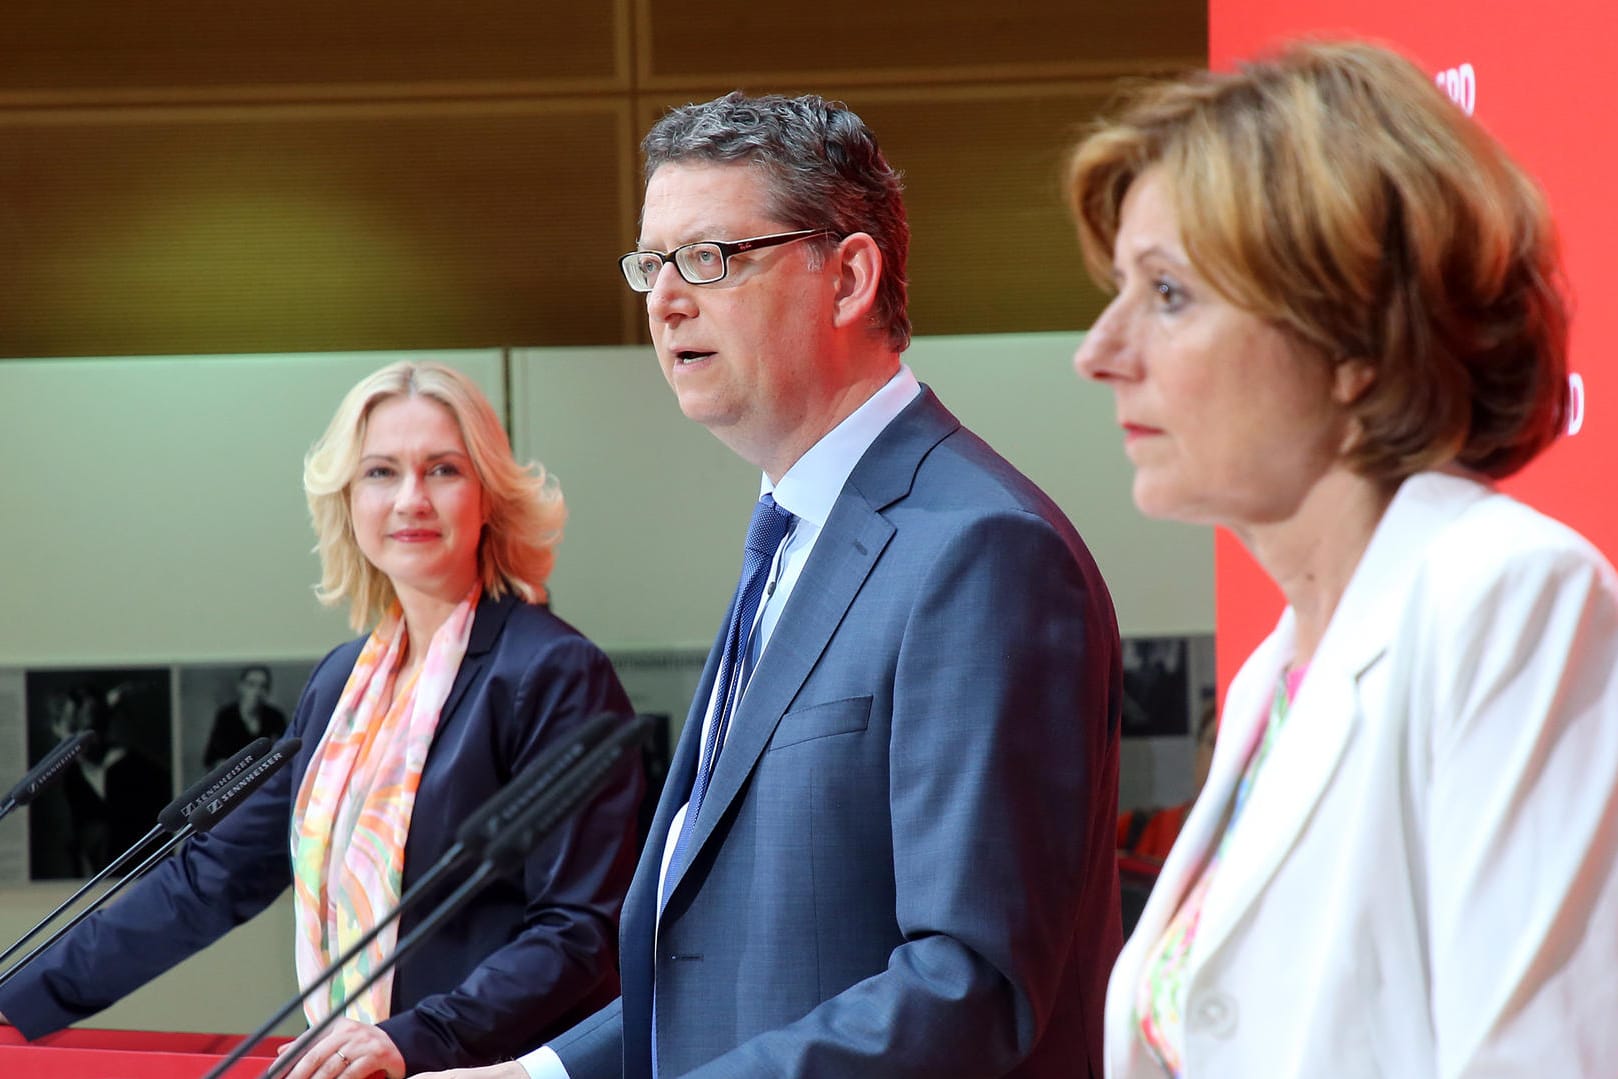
[
  {"x1": 1118, "y1": 634, "x2": 1218, "y2": 812},
  {"x1": 24, "y1": 667, "x2": 173, "y2": 880},
  {"x1": 176, "y1": 661, "x2": 313, "y2": 789},
  {"x1": 1121, "y1": 636, "x2": 1192, "y2": 739}
]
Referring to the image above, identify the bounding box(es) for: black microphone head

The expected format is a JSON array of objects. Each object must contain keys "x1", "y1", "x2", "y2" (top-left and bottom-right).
[
  {"x1": 454, "y1": 712, "x2": 628, "y2": 853},
  {"x1": 157, "y1": 736, "x2": 273, "y2": 833},
  {"x1": 6, "y1": 730, "x2": 98, "y2": 807},
  {"x1": 483, "y1": 715, "x2": 654, "y2": 873},
  {"x1": 187, "y1": 737, "x2": 302, "y2": 833}
]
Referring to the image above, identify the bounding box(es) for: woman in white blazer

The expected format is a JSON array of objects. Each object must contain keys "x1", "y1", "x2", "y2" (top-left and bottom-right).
[{"x1": 1067, "y1": 40, "x2": 1618, "y2": 1078}]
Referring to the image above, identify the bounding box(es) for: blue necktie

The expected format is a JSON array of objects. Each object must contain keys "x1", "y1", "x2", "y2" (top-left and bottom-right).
[{"x1": 660, "y1": 492, "x2": 794, "y2": 912}]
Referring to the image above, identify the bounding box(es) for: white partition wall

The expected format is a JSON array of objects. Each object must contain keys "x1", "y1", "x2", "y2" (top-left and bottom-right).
[
  {"x1": 507, "y1": 345, "x2": 758, "y2": 652},
  {"x1": 0, "y1": 349, "x2": 504, "y2": 666},
  {"x1": 0, "y1": 336, "x2": 1213, "y2": 1034},
  {"x1": 510, "y1": 333, "x2": 1213, "y2": 650},
  {"x1": 905, "y1": 333, "x2": 1212, "y2": 638}
]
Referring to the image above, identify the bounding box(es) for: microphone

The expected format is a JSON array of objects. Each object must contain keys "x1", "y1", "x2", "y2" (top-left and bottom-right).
[
  {"x1": 205, "y1": 715, "x2": 652, "y2": 1079},
  {"x1": 483, "y1": 716, "x2": 654, "y2": 873},
  {"x1": 0, "y1": 730, "x2": 98, "y2": 825},
  {"x1": 180, "y1": 739, "x2": 301, "y2": 834},
  {"x1": 0, "y1": 737, "x2": 273, "y2": 972},
  {"x1": 0, "y1": 737, "x2": 300, "y2": 992},
  {"x1": 456, "y1": 711, "x2": 625, "y2": 852},
  {"x1": 160, "y1": 737, "x2": 275, "y2": 832}
]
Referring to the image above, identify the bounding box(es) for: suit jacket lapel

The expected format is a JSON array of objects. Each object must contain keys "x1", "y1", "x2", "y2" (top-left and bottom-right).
[
  {"x1": 625, "y1": 628, "x2": 720, "y2": 933},
  {"x1": 1111, "y1": 624, "x2": 1287, "y2": 1020},
  {"x1": 1192, "y1": 638, "x2": 1366, "y2": 960},
  {"x1": 659, "y1": 388, "x2": 958, "y2": 903},
  {"x1": 665, "y1": 507, "x2": 895, "y2": 889},
  {"x1": 1189, "y1": 474, "x2": 1490, "y2": 966},
  {"x1": 432, "y1": 593, "x2": 511, "y2": 738},
  {"x1": 617, "y1": 623, "x2": 719, "y2": 1073}
]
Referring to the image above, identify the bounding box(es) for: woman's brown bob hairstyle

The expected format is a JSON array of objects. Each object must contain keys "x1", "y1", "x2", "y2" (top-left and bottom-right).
[
  {"x1": 1066, "y1": 40, "x2": 1569, "y2": 482},
  {"x1": 303, "y1": 361, "x2": 566, "y2": 629}
]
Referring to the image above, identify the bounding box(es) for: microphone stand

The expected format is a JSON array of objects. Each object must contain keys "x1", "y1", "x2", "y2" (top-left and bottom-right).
[
  {"x1": 253, "y1": 863, "x2": 506, "y2": 1079},
  {"x1": 0, "y1": 738, "x2": 272, "y2": 971},
  {"x1": 0, "y1": 731, "x2": 97, "y2": 827},
  {"x1": 201, "y1": 715, "x2": 651, "y2": 1079},
  {"x1": 195, "y1": 835, "x2": 477, "y2": 1075},
  {"x1": 0, "y1": 830, "x2": 202, "y2": 990},
  {"x1": 0, "y1": 824, "x2": 165, "y2": 971},
  {"x1": 0, "y1": 738, "x2": 298, "y2": 992}
]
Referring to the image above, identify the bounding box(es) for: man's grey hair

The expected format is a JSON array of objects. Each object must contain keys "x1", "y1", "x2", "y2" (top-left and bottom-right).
[{"x1": 642, "y1": 91, "x2": 911, "y2": 352}]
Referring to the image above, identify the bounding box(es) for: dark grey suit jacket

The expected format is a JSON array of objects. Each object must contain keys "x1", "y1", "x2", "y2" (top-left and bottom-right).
[{"x1": 552, "y1": 389, "x2": 1123, "y2": 1078}]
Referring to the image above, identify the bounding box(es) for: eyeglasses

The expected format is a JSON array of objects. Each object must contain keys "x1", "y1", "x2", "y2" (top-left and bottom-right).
[{"x1": 619, "y1": 229, "x2": 835, "y2": 292}]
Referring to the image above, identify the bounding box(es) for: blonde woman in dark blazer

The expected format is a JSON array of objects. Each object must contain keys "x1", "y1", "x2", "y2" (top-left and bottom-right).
[{"x1": 0, "y1": 362, "x2": 641, "y2": 1077}]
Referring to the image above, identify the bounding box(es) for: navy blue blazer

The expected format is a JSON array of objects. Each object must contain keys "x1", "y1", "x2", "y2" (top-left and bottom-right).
[
  {"x1": 551, "y1": 389, "x2": 1124, "y2": 1078},
  {"x1": 0, "y1": 595, "x2": 641, "y2": 1073}
]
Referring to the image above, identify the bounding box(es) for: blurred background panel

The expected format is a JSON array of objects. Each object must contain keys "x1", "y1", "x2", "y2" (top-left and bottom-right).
[
  {"x1": 635, "y1": 0, "x2": 1205, "y2": 86},
  {"x1": 0, "y1": 0, "x2": 628, "y2": 100},
  {"x1": 0, "y1": 0, "x2": 1203, "y2": 359},
  {"x1": 1, "y1": 101, "x2": 632, "y2": 357}
]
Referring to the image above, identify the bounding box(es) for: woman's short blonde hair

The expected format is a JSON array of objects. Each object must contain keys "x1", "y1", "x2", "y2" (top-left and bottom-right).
[
  {"x1": 303, "y1": 361, "x2": 566, "y2": 629},
  {"x1": 1067, "y1": 39, "x2": 1568, "y2": 481}
]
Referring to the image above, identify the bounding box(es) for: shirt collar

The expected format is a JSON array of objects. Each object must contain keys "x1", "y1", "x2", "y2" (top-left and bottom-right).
[{"x1": 764, "y1": 364, "x2": 921, "y2": 528}]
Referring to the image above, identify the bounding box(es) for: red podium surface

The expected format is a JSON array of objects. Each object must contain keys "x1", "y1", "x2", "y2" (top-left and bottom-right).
[{"x1": 0, "y1": 1025, "x2": 290, "y2": 1078}]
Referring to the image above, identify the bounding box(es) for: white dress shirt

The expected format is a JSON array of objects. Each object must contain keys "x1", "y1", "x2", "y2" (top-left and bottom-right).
[{"x1": 522, "y1": 366, "x2": 920, "y2": 1079}]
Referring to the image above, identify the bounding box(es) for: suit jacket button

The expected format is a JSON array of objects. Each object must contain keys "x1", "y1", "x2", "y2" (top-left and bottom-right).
[{"x1": 1189, "y1": 991, "x2": 1238, "y2": 1038}]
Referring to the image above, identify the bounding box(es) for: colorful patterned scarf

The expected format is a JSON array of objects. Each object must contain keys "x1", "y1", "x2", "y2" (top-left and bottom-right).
[{"x1": 290, "y1": 587, "x2": 479, "y2": 1024}]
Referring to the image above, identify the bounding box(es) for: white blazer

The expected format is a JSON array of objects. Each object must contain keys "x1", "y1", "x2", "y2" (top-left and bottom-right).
[{"x1": 1107, "y1": 472, "x2": 1618, "y2": 1078}]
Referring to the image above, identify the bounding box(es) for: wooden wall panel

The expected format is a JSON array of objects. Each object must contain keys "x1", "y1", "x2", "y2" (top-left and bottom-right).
[
  {"x1": 1, "y1": 1, "x2": 1204, "y2": 358},
  {"x1": 835, "y1": 86, "x2": 1119, "y2": 337},
  {"x1": 636, "y1": 0, "x2": 1204, "y2": 87},
  {"x1": 1, "y1": 101, "x2": 631, "y2": 357},
  {"x1": 0, "y1": 1, "x2": 629, "y2": 101},
  {"x1": 634, "y1": 82, "x2": 1117, "y2": 340}
]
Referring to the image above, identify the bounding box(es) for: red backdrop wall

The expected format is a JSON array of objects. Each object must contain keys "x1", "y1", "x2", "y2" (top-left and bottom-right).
[{"x1": 1210, "y1": 0, "x2": 1617, "y2": 691}]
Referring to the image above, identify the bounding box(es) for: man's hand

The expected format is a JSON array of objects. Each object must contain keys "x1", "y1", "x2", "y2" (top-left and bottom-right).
[{"x1": 414, "y1": 1064, "x2": 529, "y2": 1079}]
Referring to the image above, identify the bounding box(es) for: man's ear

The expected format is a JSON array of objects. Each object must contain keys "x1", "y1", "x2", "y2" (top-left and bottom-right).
[{"x1": 830, "y1": 232, "x2": 882, "y2": 330}]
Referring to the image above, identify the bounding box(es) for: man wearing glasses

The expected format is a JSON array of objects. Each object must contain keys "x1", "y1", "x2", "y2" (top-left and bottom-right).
[{"x1": 427, "y1": 91, "x2": 1122, "y2": 1079}]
